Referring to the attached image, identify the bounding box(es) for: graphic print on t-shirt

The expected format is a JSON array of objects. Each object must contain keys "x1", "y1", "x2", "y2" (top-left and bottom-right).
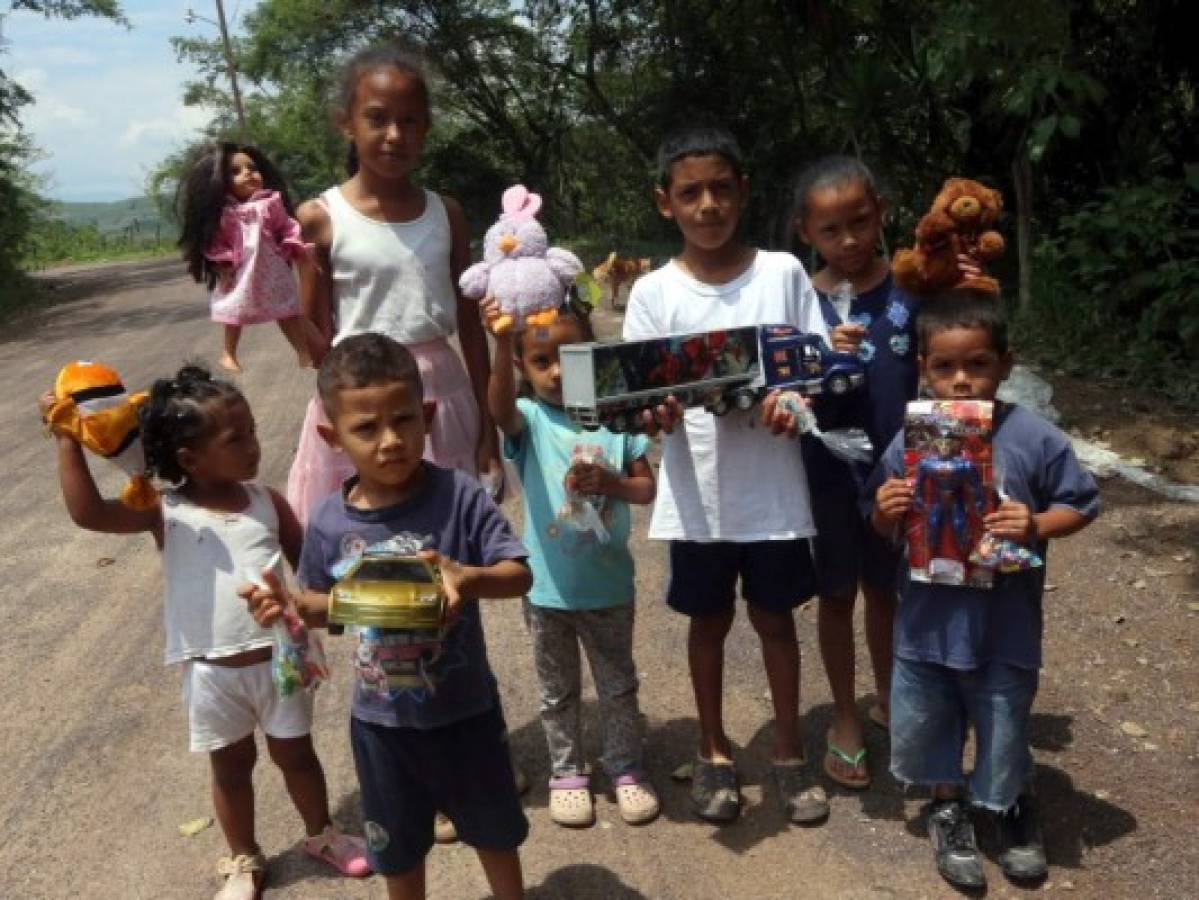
[{"x1": 330, "y1": 533, "x2": 468, "y2": 702}]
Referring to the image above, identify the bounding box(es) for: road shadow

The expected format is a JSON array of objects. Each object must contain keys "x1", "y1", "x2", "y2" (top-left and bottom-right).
[
  {"x1": 895, "y1": 760, "x2": 1137, "y2": 881},
  {"x1": 1029, "y1": 712, "x2": 1074, "y2": 752},
  {"x1": 529, "y1": 863, "x2": 649, "y2": 899},
  {"x1": 261, "y1": 787, "x2": 366, "y2": 890},
  {"x1": 5, "y1": 258, "x2": 208, "y2": 347},
  {"x1": 800, "y1": 698, "x2": 907, "y2": 823}
]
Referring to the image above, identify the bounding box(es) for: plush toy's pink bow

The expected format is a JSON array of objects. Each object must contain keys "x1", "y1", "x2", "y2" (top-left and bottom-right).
[{"x1": 501, "y1": 184, "x2": 542, "y2": 221}]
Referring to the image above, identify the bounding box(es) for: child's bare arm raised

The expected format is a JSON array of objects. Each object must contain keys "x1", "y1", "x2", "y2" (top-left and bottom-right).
[
  {"x1": 482, "y1": 296, "x2": 525, "y2": 437},
  {"x1": 40, "y1": 391, "x2": 162, "y2": 543}
]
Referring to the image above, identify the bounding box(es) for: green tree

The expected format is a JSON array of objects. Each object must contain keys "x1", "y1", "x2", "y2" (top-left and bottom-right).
[{"x1": 0, "y1": 0, "x2": 126, "y2": 299}]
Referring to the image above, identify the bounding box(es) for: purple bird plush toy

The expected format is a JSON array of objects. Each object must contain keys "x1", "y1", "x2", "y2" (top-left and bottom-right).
[{"x1": 459, "y1": 184, "x2": 583, "y2": 334}]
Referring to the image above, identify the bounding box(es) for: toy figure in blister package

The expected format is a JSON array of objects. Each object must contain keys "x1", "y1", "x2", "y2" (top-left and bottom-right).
[
  {"x1": 557, "y1": 443, "x2": 612, "y2": 543},
  {"x1": 903, "y1": 400, "x2": 995, "y2": 587}
]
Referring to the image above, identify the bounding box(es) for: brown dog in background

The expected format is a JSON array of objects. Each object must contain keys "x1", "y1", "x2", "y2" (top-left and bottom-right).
[{"x1": 592, "y1": 251, "x2": 651, "y2": 309}]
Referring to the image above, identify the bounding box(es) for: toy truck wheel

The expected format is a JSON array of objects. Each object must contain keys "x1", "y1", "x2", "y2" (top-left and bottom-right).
[
  {"x1": 733, "y1": 388, "x2": 757, "y2": 411},
  {"x1": 827, "y1": 373, "x2": 851, "y2": 396},
  {"x1": 707, "y1": 397, "x2": 730, "y2": 416}
]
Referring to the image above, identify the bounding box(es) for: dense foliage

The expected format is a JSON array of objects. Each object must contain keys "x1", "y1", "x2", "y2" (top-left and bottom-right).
[
  {"x1": 0, "y1": 0, "x2": 125, "y2": 306},
  {"x1": 7, "y1": 2, "x2": 1198, "y2": 399}
]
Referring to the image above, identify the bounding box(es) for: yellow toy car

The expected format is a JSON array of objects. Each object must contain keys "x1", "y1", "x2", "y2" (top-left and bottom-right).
[{"x1": 328, "y1": 554, "x2": 446, "y2": 630}]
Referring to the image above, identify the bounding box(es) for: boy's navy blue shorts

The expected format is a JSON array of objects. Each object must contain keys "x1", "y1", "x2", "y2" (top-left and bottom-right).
[
  {"x1": 809, "y1": 478, "x2": 901, "y2": 597},
  {"x1": 350, "y1": 706, "x2": 528, "y2": 875},
  {"x1": 667, "y1": 539, "x2": 817, "y2": 616}
]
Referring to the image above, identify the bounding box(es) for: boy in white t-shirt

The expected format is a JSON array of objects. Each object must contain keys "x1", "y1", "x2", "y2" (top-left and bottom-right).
[{"x1": 624, "y1": 125, "x2": 859, "y2": 826}]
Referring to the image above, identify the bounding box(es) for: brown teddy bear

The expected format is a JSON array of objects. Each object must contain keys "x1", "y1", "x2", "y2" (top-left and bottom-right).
[{"x1": 892, "y1": 177, "x2": 1005, "y2": 296}]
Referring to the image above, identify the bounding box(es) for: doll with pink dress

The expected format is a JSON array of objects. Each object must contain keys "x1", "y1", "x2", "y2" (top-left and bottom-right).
[{"x1": 178, "y1": 142, "x2": 318, "y2": 372}]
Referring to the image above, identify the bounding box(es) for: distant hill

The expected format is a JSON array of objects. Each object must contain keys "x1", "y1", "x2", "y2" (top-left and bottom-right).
[{"x1": 50, "y1": 197, "x2": 168, "y2": 236}]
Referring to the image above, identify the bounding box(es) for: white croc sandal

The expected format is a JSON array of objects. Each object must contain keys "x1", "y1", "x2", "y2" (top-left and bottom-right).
[
  {"x1": 614, "y1": 774, "x2": 660, "y2": 825},
  {"x1": 548, "y1": 774, "x2": 595, "y2": 827}
]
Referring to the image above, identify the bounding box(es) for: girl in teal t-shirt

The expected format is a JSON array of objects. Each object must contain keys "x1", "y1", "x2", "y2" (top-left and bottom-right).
[{"x1": 484, "y1": 297, "x2": 659, "y2": 829}]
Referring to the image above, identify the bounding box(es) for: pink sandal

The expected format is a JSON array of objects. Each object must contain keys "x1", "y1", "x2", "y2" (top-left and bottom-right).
[{"x1": 302, "y1": 824, "x2": 371, "y2": 877}]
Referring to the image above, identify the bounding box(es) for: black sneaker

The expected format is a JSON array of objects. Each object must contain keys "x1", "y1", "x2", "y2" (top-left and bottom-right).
[
  {"x1": 691, "y1": 757, "x2": 741, "y2": 823},
  {"x1": 928, "y1": 799, "x2": 986, "y2": 888},
  {"x1": 997, "y1": 795, "x2": 1048, "y2": 881}
]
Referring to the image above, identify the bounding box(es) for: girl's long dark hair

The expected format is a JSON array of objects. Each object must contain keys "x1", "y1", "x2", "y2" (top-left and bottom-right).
[
  {"x1": 140, "y1": 364, "x2": 245, "y2": 485},
  {"x1": 334, "y1": 43, "x2": 431, "y2": 176},
  {"x1": 176, "y1": 141, "x2": 294, "y2": 288}
]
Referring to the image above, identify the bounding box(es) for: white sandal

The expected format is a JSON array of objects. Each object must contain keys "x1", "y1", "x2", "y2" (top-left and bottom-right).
[
  {"x1": 614, "y1": 774, "x2": 660, "y2": 825},
  {"x1": 548, "y1": 774, "x2": 595, "y2": 827},
  {"x1": 214, "y1": 852, "x2": 265, "y2": 900}
]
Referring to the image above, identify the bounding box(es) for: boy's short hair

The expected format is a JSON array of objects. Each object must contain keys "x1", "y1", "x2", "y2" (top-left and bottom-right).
[
  {"x1": 656, "y1": 124, "x2": 745, "y2": 188},
  {"x1": 317, "y1": 332, "x2": 424, "y2": 414},
  {"x1": 916, "y1": 289, "x2": 1009, "y2": 356}
]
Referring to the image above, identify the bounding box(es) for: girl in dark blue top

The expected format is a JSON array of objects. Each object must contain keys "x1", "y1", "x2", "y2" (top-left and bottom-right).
[{"x1": 792, "y1": 156, "x2": 920, "y2": 790}]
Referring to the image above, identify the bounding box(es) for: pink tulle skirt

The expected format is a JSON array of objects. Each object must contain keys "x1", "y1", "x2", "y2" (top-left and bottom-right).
[{"x1": 286, "y1": 337, "x2": 481, "y2": 524}]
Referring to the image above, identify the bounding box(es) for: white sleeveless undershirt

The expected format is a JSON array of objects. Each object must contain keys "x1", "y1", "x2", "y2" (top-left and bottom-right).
[
  {"x1": 322, "y1": 186, "x2": 458, "y2": 345},
  {"x1": 161, "y1": 483, "x2": 279, "y2": 664}
]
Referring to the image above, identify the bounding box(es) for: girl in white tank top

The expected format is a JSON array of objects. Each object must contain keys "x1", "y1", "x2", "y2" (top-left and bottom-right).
[
  {"x1": 41, "y1": 365, "x2": 369, "y2": 894},
  {"x1": 285, "y1": 51, "x2": 501, "y2": 524}
]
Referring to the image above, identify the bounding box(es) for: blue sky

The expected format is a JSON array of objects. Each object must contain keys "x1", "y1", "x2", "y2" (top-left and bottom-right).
[{"x1": 4, "y1": 1, "x2": 257, "y2": 202}]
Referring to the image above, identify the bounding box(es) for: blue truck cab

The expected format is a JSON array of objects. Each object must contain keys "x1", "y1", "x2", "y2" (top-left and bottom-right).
[{"x1": 759, "y1": 325, "x2": 866, "y2": 397}]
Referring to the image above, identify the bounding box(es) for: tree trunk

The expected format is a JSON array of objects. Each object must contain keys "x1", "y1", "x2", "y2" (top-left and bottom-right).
[{"x1": 1012, "y1": 149, "x2": 1033, "y2": 312}]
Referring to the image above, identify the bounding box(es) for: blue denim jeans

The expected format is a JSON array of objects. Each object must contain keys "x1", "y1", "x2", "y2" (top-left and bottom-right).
[{"x1": 890, "y1": 656, "x2": 1038, "y2": 811}]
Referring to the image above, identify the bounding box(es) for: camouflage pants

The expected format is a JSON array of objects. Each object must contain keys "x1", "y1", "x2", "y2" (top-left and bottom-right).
[{"x1": 522, "y1": 599, "x2": 643, "y2": 780}]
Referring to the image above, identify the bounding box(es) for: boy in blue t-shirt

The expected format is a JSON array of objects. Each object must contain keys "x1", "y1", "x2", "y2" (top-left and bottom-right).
[
  {"x1": 244, "y1": 333, "x2": 532, "y2": 900},
  {"x1": 867, "y1": 292, "x2": 1099, "y2": 890}
]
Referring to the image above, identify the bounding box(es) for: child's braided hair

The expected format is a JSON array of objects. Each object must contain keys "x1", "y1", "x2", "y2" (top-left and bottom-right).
[{"x1": 140, "y1": 365, "x2": 244, "y2": 485}]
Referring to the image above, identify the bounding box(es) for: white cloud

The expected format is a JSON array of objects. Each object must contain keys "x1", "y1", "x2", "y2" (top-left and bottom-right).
[
  {"x1": 2, "y1": 0, "x2": 261, "y2": 200},
  {"x1": 120, "y1": 103, "x2": 211, "y2": 146},
  {"x1": 12, "y1": 67, "x2": 96, "y2": 128}
]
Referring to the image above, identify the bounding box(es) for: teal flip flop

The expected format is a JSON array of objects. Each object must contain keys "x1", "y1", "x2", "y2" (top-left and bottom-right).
[{"x1": 823, "y1": 733, "x2": 870, "y2": 790}]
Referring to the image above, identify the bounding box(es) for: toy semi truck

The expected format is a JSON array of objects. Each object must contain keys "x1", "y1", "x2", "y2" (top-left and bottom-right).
[{"x1": 560, "y1": 324, "x2": 865, "y2": 432}]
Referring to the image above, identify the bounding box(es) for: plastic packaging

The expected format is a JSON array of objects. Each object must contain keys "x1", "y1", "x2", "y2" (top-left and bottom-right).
[
  {"x1": 245, "y1": 564, "x2": 328, "y2": 696},
  {"x1": 830, "y1": 280, "x2": 854, "y2": 322},
  {"x1": 968, "y1": 531, "x2": 1044, "y2": 573},
  {"x1": 968, "y1": 462, "x2": 1044, "y2": 574},
  {"x1": 776, "y1": 392, "x2": 875, "y2": 465},
  {"x1": 556, "y1": 444, "x2": 612, "y2": 543},
  {"x1": 903, "y1": 400, "x2": 994, "y2": 587}
]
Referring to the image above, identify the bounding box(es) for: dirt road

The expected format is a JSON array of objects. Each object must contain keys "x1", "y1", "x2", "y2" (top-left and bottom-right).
[{"x1": 1, "y1": 259, "x2": 1195, "y2": 899}]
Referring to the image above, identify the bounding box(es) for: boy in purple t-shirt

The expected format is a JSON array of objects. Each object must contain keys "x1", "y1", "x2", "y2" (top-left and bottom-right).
[
  {"x1": 867, "y1": 292, "x2": 1099, "y2": 891},
  {"x1": 244, "y1": 333, "x2": 531, "y2": 900}
]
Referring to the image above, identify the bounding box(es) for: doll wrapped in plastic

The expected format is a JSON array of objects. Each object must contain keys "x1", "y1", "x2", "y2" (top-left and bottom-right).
[{"x1": 557, "y1": 444, "x2": 613, "y2": 543}]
